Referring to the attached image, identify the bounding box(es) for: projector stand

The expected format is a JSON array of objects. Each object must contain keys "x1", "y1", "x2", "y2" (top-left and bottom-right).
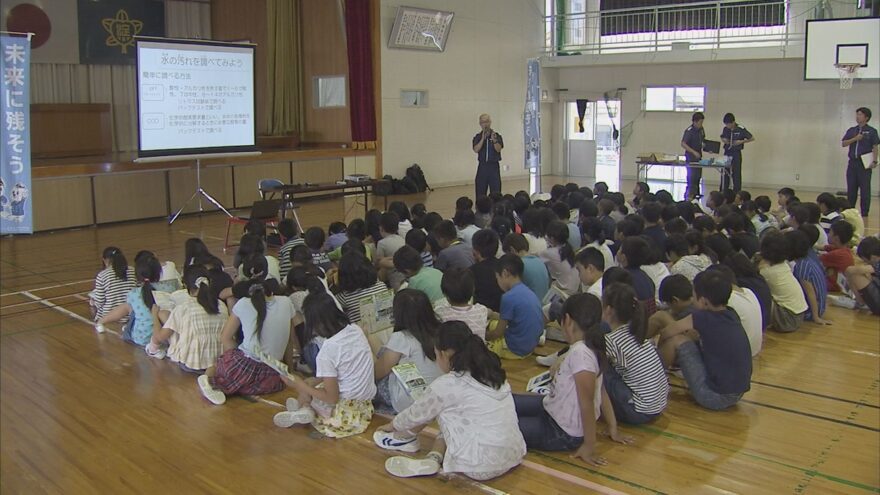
[{"x1": 168, "y1": 159, "x2": 233, "y2": 225}]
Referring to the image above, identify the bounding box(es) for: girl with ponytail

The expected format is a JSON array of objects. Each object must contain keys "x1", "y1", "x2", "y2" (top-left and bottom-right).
[
  {"x1": 96, "y1": 254, "x2": 163, "y2": 347},
  {"x1": 197, "y1": 263, "x2": 298, "y2": 406},
  {"x1": 374, "y1": 321, "x2": 525, "y2": 481},
  {"x1": 513, "y1": 293, "x2": 633, "y2": 465},
  {"x1": 602, "y1": 283, "x2": 669, "y2": 425},
  {"x1": 146, "y1": 265, "x2": 229, "y2": 373},
  {"x1": 540, "y1": 220, "x2": 581, "y2": 296},
  {"x1": 90, "y1": 246, "x2": 136, "y2": 322}
]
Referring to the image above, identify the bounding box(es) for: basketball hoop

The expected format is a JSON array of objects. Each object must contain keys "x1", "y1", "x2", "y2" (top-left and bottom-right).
[{"x1": 835, "y1": 63, "x2": 860, "y2": 89}]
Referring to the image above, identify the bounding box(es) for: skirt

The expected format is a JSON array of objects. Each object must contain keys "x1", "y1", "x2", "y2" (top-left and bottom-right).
[
  {"x1": 211, "y1": 349, "x2": 284, "y2": 396},
  {"x1": 312, "y1": 398, "x2": 374, "y2": 439}
]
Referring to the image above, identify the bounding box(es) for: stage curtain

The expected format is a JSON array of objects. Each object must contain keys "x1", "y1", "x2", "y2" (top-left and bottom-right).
[
  {"x1": 28, "y1": 0, "x2": 211, "y2": 152},
  {"x1": 266, "y1": 0, "x2": 305, "y2": 136},
  {"x1": 344, "y1": 0, "x2": 376, "y2": 149}
]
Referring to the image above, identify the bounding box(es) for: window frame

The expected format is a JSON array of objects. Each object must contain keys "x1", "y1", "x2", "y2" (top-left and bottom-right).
[{"x1": 642, "y1": 85, "x2": 706, "y2": 113}]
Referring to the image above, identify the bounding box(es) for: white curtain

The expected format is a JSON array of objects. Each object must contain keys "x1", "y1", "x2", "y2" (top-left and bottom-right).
[{"x1": 28, "y1": 0, "x2": 211, "y2": 152}]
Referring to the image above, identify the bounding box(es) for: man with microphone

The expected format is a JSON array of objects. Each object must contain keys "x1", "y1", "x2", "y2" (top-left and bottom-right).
[
  {"x1": 473, "y1": 114, "x2": 504, "y2": 197},
  {"x1": 841, "y1": 107, "x2": 879, "y2": 218}
]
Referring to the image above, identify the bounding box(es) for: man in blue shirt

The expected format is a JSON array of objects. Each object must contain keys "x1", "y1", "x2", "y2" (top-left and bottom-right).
[
  {"x1": 472, "y1": 114, "x2": 504, "y2": 197},
  {"x1": 681, "y1": 112, "x2": 706, "y2": 200},
  {"x1": 841, "y1": 107, "x2": 880, "y2": 217},
  {"x1": 720, "y1": 113, "x2": 755, "y2": 192}
]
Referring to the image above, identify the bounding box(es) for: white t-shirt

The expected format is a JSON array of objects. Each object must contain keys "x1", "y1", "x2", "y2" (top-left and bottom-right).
[
  {"x1": 728, "y1": 287, "x2": 763, "y2": 356},
  {"x1": 383, "y1": 331, "x2": 442, "y2": 412},
  {"x1": 642, "y1": 262, "x2": 670, "y2": 303},
  {"x1": 584, "y1": 241, "x2": 616, "y2": 272},
  {"x1": 542, "y1": 341, "x2": 602, "y2": 438},
  {"x1": 523, "y1": 233, "x2": 548, "y2": 256},
  {"x1": 237, "y1": 255, "x2": 282, "y2": 282},
  {"x1": 376, "y1": 234, "x2": 406, "y2": 259},
  {"x1": 316, "y1": 324, "x2": 377, "y2": 401},
  {"x1": 458, "y1": 225, "x2": 481, "y2": 247},
  {"x1": 434, "y1": 301, "x2": 489, "y2": 340},
  {"x1": 234, "y1": 296, "x2": 294, "y2": 361},
  {"x1": 585, "y1": 278, "x2": 603, "y2": 298}
]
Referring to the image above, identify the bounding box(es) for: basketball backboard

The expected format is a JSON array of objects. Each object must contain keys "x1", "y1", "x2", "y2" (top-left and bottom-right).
[{"x1": 804, "y1": 17, "x2": 880, "y2": 80}]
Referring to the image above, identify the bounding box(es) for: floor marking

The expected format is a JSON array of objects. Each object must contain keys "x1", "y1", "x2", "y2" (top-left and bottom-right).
[
  {"x1": 749, "y1": 380, "x2": 880, "y2": 409},
  {"x1": 1, "y1": 291, "x2": 91, "y2": 310},
  {"x1": 1, "y1": 279, "x2": 93, "y2": 297},
  {"x1": 850, "y1": 350, "x2": 880, "y2": 358},
  {"x1": 669, "y1": 383, "x2": 879, "y2": 432},
  {"x1": 179, "y1": 230, "x2": 224, "y2": 241},
  {"x1": 20, "y1": 291, "x2": 119, "y2": 336}
]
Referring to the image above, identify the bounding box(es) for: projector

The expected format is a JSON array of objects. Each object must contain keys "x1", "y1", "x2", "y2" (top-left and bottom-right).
[{"x1": 344, "y1": 174, "x2": 371, "y2": 182}]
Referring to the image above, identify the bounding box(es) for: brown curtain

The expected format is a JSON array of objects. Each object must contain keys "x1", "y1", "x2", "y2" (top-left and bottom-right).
[{"x1": 265, "y1": 0, "x2": 305, "y2": 137}]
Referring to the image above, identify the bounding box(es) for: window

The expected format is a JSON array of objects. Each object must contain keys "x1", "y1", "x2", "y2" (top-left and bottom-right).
[
  {"x1": 314, "y1": 76, "x2": 346, "y2": 108},
  {"x1": 643, "y1": 86, "x2": 704, "y2": 112}
]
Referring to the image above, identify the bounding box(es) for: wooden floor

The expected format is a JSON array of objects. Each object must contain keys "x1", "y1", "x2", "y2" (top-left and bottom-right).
[{"x1": 1, "y1": 177, "x2": 879, "y2": 494}]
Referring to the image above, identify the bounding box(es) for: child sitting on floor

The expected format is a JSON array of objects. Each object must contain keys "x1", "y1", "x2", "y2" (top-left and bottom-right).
[
  {"x1": 90, "y1": 246, "x2": 136, "y2": 322},
  {"x1": 273, "y1": 292, "x2": 375, "y2": 437},
  {"x1": 97, "y1": 254, "x2": 166, "y2": 346},
  {"x1": 657, "y1": 271, "x2": 752, "y2": 410},
  {"x1": 820, "y1": 221, "x2": 855, "y2": 293},
  {"x1": 373, "y1": 321, "x2": 526, "y2": 480},
  {"x1": 486, "y1": 254, "x2": 545, "y2": 360},
  {"x1": 514, "y1": 294, "x2": 633, "y2": 463},
  {"x1": 434, "y1": 268, "x2": 489, "y2": 340},
  {"x1": 844, "y1": 236, "x2": 880, "y2": 315},
  {"x1": 759, "y1": 232, "x2": 808, "y2": 332}
]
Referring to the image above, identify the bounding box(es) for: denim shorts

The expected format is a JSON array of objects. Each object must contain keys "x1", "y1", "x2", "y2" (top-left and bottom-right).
[
  {"x1": 677, "y1": 340, "x2": 743, "y2": 410},
  {"x1": 603, "y1": 367, "x2": 662, "y2": 425}
]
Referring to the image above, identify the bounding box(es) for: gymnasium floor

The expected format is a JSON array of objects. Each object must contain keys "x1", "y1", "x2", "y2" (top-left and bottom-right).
[{"x1": 1, "y1": 178, "x2": 878, "y2": 494}]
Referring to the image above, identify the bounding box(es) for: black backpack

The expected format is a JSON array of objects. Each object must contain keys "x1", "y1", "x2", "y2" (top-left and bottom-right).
[{"x1": 405, "y1": 164, "x2": 431, "y2": 192}]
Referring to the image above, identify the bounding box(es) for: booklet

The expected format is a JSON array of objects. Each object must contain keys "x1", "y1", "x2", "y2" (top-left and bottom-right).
[
  {"x1": 526, "y1": 371, "x2": 553, "y2": 395},
  {"x1": 252, "y1": 346, "x2": 297, "y2": 381},
  {"x1": 392, "y1": 362, "x2": 428, "y2": 400}
]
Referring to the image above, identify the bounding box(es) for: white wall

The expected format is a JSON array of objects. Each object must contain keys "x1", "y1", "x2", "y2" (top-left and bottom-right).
[
  {"x1": 553, "y1": 59, "x2": 880, "y2": 195},
  {"x1": 380, "y1": 0, "x2": 550, "y2": 187}
]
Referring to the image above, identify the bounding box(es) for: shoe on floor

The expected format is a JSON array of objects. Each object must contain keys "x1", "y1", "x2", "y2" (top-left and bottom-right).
[
  {"x1": 197, "y1": 375, "x2": 226, "y2": 405},
  {"x1": 285, "y1": 397, "x2": 301, "y2": 412},
  {"x1": 95, "y1": 323, "x2": 106, "y2": 334},
  {"x1": 273, "y1": 407, "x2": 315, "y2": 428},
  {"x1": 828, "y1": 294, "x2": 857, "y2": 309},
  {"x1": 145, "y1": 343, "x2": 166, "y2": 360},
  {"x1": 385, "y1": 456, "x2": 441, "y2": 478},
  {"x1": 538, "y1": 329, "x2": 547, "y2": 346},
  {"x1": 536, "y1": 352, "x2": 558, "y2": 367},
  {"x1": 373, "y1": 430, "x2": 420, "y2": 453}
]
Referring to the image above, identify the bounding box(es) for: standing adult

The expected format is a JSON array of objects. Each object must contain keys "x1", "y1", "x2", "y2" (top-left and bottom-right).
[
  {"x1": 681, "y1": 112, "x2": 706, "y2": 200},
  {"x1": 720, "y1": 113, "x2": 754, "y2": 192},
  {"x1": 841, "y1": 107, "x2": 879, "y2": 218},
  {"x1": 473, "y1": 114, "x2": 504, "y2": 197}
]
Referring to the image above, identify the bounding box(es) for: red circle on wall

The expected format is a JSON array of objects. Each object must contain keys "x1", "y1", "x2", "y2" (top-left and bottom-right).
[{"x1": 5, "y1": 3, "x2": 51, "y2": 49}]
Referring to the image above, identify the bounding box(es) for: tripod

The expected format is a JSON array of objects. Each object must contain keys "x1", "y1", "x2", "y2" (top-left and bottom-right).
[{"x1": 169, "y1": 159, "x2": 233, "y2": 225}]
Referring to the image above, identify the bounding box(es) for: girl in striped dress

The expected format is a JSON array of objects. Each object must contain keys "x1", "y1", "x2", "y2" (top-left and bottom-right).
[
  {"x1": 90, "y1": 247, "x2": 136, "y2": 322},
  {"x1": 146, "y1": 265, "x2": 228, "y2": 372},
  {"x1": 602, "y1": 283, "x2": 669, "y2": 425}
]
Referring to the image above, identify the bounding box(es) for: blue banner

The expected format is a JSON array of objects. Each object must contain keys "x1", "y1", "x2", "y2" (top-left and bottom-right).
[
  {"x1": 0, "y1": 34, "x2": 32, "y2": 234},
  {"x1": 524, "y1": 58, "x2": 541, "y2": 170}
]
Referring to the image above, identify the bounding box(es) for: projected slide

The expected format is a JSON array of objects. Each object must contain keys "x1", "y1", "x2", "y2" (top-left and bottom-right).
[{"x1": 136, "y1": 39, "x2": 256, "y2": 157}]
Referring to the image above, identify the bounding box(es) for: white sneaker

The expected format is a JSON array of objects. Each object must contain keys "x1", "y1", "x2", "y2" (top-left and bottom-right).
[
  {"x1": 385, "y1": 456, "x2": 441, "y2": 478},
  {"x1": 538, "y1": 329, "x2": 547, "y2": 346},
  {"x1": 536, "y1": 352, "x2": 558, "y2": 367},
  {"x1": 95, "y1": 323, "x2": 106, "y2": 334},
  {"x1": 197, "y1": 375, "x2": 226, "y2": 405},
  {"x1": 145, "y1": 343, "x2": 166, "y2": 360},
  {"x1": 285, "y1": 397, "x2": 301, "y2": 412},
  {"x1": 273, "y1": 407, "x2": 315, "y2": 428},
  {"x1": 828, "y1": 294, "x2": 857, "y2": 310},
  {"x1": 373, "y1": 430, "x2": 420, "y2": 453}
]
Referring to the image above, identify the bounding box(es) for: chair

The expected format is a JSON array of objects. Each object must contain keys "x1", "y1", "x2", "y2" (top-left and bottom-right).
[
  {"x1": 224, "y1": 199, "x2": 283, "y2": 252},
  {"x1": 258, "y1": 178, "x2": 304, "y2": 234}
]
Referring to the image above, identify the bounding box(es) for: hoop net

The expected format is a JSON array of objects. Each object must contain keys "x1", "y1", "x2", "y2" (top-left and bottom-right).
[{"x1": 836, "y1": 63, "x2": 860, "y2": 90}]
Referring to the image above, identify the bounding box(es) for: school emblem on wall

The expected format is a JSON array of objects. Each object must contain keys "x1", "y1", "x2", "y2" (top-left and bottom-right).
[
  {"x1": 78, "y1": 0, "x2": 164, "y2": 65},
  {"x1": 101, "y1": 10, "x2": 143, "y2": 54}
]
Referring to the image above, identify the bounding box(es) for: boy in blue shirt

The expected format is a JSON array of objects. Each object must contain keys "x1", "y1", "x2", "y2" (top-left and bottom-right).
[
  {"x1": 486, "y1": 254, "x2": 544, "y2": 360},
  {"x1": 501, "y1": 233, "x2": 550, "y2": 301}
]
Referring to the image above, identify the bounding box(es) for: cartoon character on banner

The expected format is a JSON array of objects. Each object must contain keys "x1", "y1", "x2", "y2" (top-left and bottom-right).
[
  {"x1": 9, "y1": 182, "x2": 28, "y2": 222},
  {"x1": 0, "y1": 178, "x2": 8, "y2": 217}
]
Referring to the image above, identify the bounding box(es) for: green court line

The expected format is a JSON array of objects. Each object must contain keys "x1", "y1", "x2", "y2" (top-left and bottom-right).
[
  {"x1": 750, "y1": 380, "x2": 880, "y2": 410},
  {"x1": 636, "y1": 425, "x2": 880, "y2": 493},
  {"x1": 529, "y1": 451, "x2": 666, "y2": 495},
  {"x1": 668, "y1": 383, "x2": 878, "y2": 432}
]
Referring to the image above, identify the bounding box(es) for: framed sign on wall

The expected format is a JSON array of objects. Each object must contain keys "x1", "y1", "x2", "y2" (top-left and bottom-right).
[{"x1": 388, "y1": 6, "x2": 454, "y2": 52}]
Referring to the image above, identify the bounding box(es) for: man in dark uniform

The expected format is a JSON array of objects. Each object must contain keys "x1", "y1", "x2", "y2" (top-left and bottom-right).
[
  {"x1": 720, "y1": 113, "x2": 754, "y2": 192},
  {"x1": 473, "y1": 113, "x2": 504, "y2": 197},
  {"x1": 841, "y1": 107, "x2": 880, "y2": 217},
  {"x1": 681, "y1": 112, "x2": 705, "y2": 200}
]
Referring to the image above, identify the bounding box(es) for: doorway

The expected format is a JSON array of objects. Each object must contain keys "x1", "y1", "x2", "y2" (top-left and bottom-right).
[{"x1": 564, "y1": 99, "x2": 620, "y2": 191}]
